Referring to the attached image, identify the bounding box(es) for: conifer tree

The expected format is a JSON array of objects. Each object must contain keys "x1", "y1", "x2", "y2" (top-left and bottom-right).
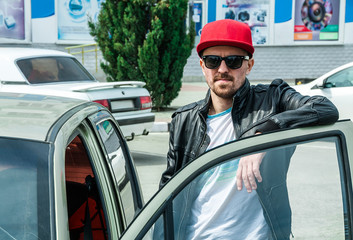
[
  {"x1": 88, "y1": 0, "x2": 149, "y2": 82},
  {"x1": 139, "y1": 0, "x2": 195, "y2": 108},
  {"x1": 89, "y1": 0, "x2": 195, "y2": 108}
]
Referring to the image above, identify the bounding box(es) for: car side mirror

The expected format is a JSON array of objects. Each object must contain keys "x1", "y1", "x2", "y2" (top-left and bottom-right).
[
  {"x1": 323, "y1": 82, "x2": 335, "y2": 88},
  {"x1": 313, "y1": 79, "x2": 334, "y2": 89}
]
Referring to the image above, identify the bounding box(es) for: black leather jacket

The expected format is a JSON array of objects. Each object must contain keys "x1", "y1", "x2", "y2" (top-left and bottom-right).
[
  {"x1": 160, "y1": 79, "x2": 339, "y2": 239},
  {"x1": 161, "y1": 79, "x2": 338, "y2": 185}
]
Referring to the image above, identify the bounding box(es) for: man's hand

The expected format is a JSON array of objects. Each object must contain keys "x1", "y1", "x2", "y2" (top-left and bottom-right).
[{"x1": 236, "y1": 151, "x2": 265, "y2": 193}]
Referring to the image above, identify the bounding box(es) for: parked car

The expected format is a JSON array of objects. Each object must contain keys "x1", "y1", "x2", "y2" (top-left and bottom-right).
[
  {"x1": 0, "y1": 47, "x2": 155, "y2": 140},
  {"x1": 292, "y1": 61, "x2": 353, "y2": 120},
  {"x1": 1, "y1": 92, "x2": 353, "y2": 239},
  {"x1": 0, "y1": 92, "x2": 146, "y2": 239}
]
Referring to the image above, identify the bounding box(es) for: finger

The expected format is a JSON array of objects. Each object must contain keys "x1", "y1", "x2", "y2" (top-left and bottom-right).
[
  {"x1": 236, "y1": 164, "x2": 243, "y2": 191},
  {"x1": 252, "y1": 161, "x2": 262, "y2": 183},
  {"x1": 247, "y1": 162, "x2": 257, "y2": 191},
  {"x1": 242, "y1": 164, "x2": 251, "y2": 192}
]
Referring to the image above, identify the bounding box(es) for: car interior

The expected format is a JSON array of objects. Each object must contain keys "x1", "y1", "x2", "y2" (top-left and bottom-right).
[{"x1": 65, "y1": 135, "x2": 108, "y2": 240}]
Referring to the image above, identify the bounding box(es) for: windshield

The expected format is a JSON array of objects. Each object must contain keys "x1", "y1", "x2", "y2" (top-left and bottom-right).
[
  {"x1": 16, "y1": 56, "x2": 96, "y2": 84},
  {"x1": 0, "y1": 137, "x2": 51, "y2": 239}
]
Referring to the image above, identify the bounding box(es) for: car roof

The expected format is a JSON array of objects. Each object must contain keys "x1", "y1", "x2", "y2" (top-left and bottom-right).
[
  {"x1": 0, "y1": 47, "x2": 74, "y2": 82},
  {"x1": 0, "y1": 47, "x2": 72, "y2": 59},
  {"x1": 0, "y1": 92, "x2": 90, "y2": 141}
]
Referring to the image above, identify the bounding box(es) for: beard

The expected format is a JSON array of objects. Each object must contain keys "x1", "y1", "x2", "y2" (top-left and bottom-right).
[{"x1": 211, "y1": 73, "x2": 238, "y2": 99}]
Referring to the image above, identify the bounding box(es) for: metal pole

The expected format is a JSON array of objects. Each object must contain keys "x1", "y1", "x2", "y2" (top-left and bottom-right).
[
  {"x1": 82, "y1": 47, "x2": 84, "y2": 64},
  {"x1": 95, "y1": 44, "x2": 98, "y2": 72}
]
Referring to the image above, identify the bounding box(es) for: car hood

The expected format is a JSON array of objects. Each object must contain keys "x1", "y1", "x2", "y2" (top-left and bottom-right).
[
  {"x1": 291, "y1": 79, "x2": 321, "y2": 96},
  {"x1": 291, "y1": 84, "x2": 312, "y2": 94}
]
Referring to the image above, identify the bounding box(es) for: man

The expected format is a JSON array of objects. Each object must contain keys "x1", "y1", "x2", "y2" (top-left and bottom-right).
[{"x1": 159, "y1": 19, "x2": 338, "y2": 239}]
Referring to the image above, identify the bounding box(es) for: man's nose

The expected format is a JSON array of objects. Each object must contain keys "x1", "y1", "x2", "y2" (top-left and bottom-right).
[{"x1": 218, "y1": 60, "x2": 229, "y2": 73}]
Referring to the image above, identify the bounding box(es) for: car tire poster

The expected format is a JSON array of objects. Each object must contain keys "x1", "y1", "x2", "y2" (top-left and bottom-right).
[
  {"x1": 294, "y1": 0, "x2": 340, "y2": 41},
  {"x1": 216, "y1": 0, "x2": 270, "y2": 45},
  {"x1": 58, "y1": 0, "x2": 104, "y2": 41},
  {"x1": 0, "y1": 0, "x2": 25, "y2": 40}
]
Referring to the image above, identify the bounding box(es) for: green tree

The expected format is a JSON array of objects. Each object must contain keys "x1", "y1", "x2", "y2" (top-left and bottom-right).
[
  {"x1": 139, "y1": 0, "x2": 195, "y2": 108},
  {"x1": 89, "y1": 0, "x2": 195, "y2": 109},
  {"x1": 88, "y1": 0, "x2": 149, "y2": 82}
]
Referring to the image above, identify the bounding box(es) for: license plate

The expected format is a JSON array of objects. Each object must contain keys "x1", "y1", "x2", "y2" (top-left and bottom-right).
[{"x1": 111, "y1": 100, "x2": 135, "y2": 110}]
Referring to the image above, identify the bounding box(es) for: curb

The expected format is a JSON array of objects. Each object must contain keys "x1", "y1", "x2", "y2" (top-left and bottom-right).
[{"x1": 151, "y1": 122, "x2": 171, "y2": 132}]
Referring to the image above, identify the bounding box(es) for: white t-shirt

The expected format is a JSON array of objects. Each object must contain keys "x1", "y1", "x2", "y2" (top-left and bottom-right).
[{"x1": 184, "y1": 108, "x2": 272, "y2": 240}]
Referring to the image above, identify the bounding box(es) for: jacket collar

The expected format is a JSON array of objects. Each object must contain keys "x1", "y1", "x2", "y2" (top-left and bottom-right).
[
  {"x1": 233, "y1": 78, "x2": 250, "y2": 103},
  {"x1": 200, "y1": 90, "x2": 211, "y2": 119},
  {"x1": 200, "y1": 78, "x2": 250, "y2": 117}
]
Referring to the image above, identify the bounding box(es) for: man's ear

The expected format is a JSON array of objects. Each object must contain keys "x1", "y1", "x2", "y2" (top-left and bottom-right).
[
  {"x1": 200, "y1": 58, "x2": 206, "y2": 76},
  {"x1": 246, "y1": 58, "x2": 254, "y2": 75}
]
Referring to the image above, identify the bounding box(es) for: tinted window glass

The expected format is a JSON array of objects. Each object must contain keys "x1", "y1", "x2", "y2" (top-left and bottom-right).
[
  {"x1": 326, "y1": 66, "x2": 353, "y2": 87},
  {"x1": 17, "y1": 57, "x2": 95, "y2": 84},
  {"x1": 0, "y1": 137, "x2": 51, "y2": 239},
  {"x1": 96, "y1": 120, "x2": 136, "y2": 225},
  {"x1": 168, "y1": 137, "x2": 346, "y2": 239}
]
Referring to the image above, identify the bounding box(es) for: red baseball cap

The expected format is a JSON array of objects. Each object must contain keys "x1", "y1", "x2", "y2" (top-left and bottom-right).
[{"x1": 196, "y1": 19, "x2": 254, "y2": 58}]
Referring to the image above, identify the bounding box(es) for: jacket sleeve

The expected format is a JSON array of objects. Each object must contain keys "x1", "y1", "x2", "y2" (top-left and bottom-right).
[
  {"x1": 159, "y1": 117, "x2": 178, "y2": 188},
  {"x1": 257, "y1": 79, "x2": 339, "y2": 133}
]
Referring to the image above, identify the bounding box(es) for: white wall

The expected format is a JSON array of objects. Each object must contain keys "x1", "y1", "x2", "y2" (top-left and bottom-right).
[
  {"x1": 32, "y1": 16, "x2": 57, "y2": 43},
  {"x1": 344, "y1": 22, "x2": 353, "y2": 44}
]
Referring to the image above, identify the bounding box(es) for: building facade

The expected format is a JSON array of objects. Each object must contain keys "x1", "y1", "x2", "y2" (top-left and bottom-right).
[
  {"x1": 1, "y1": 0, "x2": 353, "y2": 82},
  {"x1": 187, "y1": 0, "x2": 353, "y2": 83}
]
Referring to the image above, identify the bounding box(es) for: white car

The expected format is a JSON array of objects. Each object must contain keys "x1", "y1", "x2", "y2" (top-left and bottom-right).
[
  {"x1": 292, "y1": 62, "x2": 353, "y2": 120},
  {"x1": 0, "y1": 47, "x2": 155, "y2": 140}
]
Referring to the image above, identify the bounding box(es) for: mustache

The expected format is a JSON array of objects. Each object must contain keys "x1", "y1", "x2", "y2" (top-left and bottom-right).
[{"x1": 213, "y1": 73, "x2": 234, "y2": 81}]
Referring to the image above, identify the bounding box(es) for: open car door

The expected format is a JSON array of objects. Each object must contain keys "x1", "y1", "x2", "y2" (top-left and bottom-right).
[{"x1": 122, "y1": 120, "x2": 353, "y2": 240}]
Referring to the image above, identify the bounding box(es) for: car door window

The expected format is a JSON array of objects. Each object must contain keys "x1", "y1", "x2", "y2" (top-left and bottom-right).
[
  {"x1": 0, "y1": 138, "x2": 51, "y2": 239},
  {"x1": 326, "y1": 66, "x2": 353, "y2": 88},
  {"x1": 65, "y1": 135, "x2": 108, "y2": 240},
  {"x1": 144, "y1": 137, "x2": 348, "y2": 239},
  {"x1": 95, "y1": 119, "x2": 138, "y2": 225}
]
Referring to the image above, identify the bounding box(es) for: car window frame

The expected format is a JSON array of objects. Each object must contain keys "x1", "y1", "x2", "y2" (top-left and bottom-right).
[
  {"x1": 120, "y1": 121, "x2": 353, "y2": 240},
  {"x1": 63, "y1": 123, "x2": 121, "y2": 239},
  {"x1": 87, "y1": 110, "x2": 145, "y2": 231},
  {"x1": 51, "y1": 104, "x2": 121, "y2": 240}
]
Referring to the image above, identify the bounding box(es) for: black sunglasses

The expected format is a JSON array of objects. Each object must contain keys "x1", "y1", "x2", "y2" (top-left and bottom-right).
[{"x1": 202, "y1": 55, "x2": 250, "y2": 69}]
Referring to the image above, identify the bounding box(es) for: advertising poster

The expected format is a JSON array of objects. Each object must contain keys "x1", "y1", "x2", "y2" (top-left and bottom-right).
[
  {"x1": 193, "y1": 3, "x2": 203, "y2": 36},
  {"x1": 58, "y1": 0, "x2": 104, "y2": 41},
  {"x1": 294, "y1": 0, "x2": 340, "y2": 41},
  {"x1": 0, "y1": 0, "x2": 25, "y2": 40},
  {"x1": 216, "y1": 0, "x2": 270, "y2": 45}
]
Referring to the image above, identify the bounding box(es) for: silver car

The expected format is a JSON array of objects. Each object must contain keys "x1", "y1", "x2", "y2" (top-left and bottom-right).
[
  {"x1": 0, "y1": 92, "x2": 146, "y2": 239},
  {"x1": 0, "y1": 47, "x2": 155, "y2": 140},
  {"x1": 1, "y1": 92, "x2": 353, "y2": 239}
]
